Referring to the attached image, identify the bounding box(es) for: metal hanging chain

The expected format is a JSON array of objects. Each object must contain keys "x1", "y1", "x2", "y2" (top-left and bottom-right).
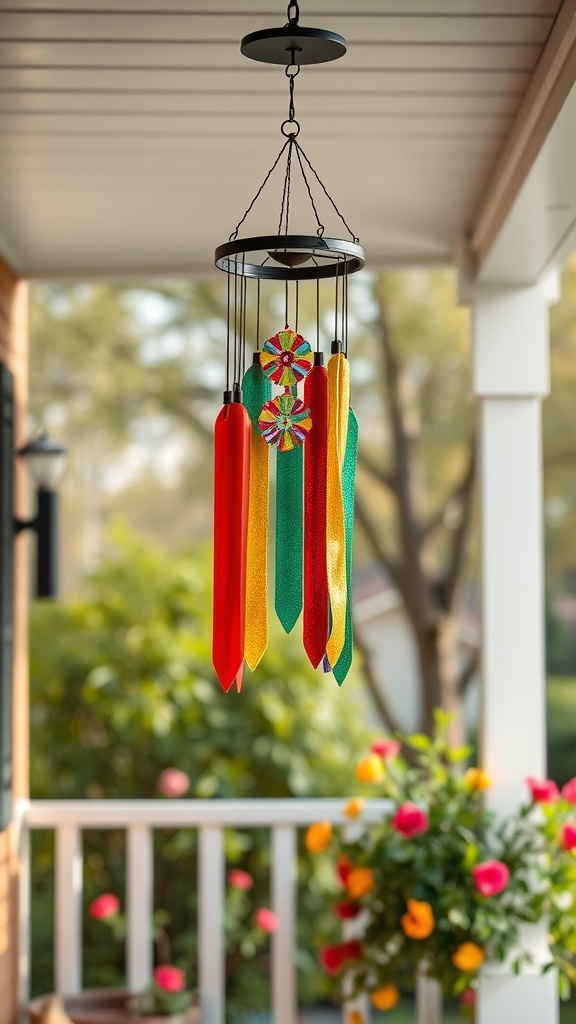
[
  {"x1": 229, "y1": 138, "x2": 291, "y2": 242},
  {"x1": 294, "y1": 139, "x2": 359, "y2": 243},
  {"x1": 228, "y1": 34, "x2": 360, "y2": 246},
  {"x1": 286, "y1": 0, "x2": 300, "y2": 26},
  {"x1": 293, "y1": 143, "x2": 325, "y2": 236},
  {"x1": 277, "y1": 136, "x2": 295, "y2": 235}
]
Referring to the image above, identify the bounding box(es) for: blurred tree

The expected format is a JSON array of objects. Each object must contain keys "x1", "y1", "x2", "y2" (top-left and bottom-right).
[{"x1": 29, "y1": 261, "x2": 576, "y2": 734}]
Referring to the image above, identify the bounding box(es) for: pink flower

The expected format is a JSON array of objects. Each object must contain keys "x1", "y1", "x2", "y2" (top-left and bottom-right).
[
  {"x1": 371, "y1": 739, "x2": 401, "y2": 760},
  {"x1": 473, "y1": 860, "x2": 510, "y2": 897},
  {"x1": 157, "y1": 768, "x2": 190, "y2": 798},
  {"x1": 461, "y1": 988, "x2": 476, "y2": 1008},
  {"x1": 228, "y1": 869, "x2": 254, "y2": 890},
  {"x1": 561, "y1": 823, "x2": 576, "y2": 851},
  {"x1": 154, "y1": 965, "x2": 186, "y2": 993},
  {"x1": 392, "y1": 802, "x2": 429, "y2": 838},
  {"x1": 562, "y1": 778, "x2": 576, "y2": 804},
  {"x1": 255, "y1": 907, "x2": 279, "y2": 933},
  {"x1": 88, "y1": 894, "x2": 120, "y2": 920},
  {"x1": 526, "y1": 777, "x2": 559, "y2": 804}
]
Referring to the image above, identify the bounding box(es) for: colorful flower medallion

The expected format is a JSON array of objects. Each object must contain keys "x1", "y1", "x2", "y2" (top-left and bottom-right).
[
  {"x1": 260, "y1": 328, "x2": 313, "y2": 387},
  {"x1": 258, "y1": 392, "x2": 312, "y2": 451}
]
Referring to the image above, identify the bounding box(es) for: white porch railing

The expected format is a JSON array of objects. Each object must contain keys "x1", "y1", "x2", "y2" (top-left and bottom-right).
[{"x1": 19, "y1": 799, "x2": 442, "y2": 1024}]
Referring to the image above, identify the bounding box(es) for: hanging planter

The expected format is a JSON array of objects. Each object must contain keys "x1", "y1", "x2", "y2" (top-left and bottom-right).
[{"x1": 212, "y1": 2, "x2": 365, "y2": 693}]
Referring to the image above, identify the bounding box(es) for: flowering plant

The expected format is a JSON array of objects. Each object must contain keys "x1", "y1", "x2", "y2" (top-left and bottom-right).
[
  {"x1": 88, "y1": 862, "x2": 278, "y2": 1016},
  {"x1": 307, "y1": 713, "x2": 576, "y2": 1013}
]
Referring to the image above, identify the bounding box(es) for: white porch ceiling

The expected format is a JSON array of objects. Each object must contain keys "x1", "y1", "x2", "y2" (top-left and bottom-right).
[{"x1": 0, "y1": 0, "x2": 565, "y2": 279}]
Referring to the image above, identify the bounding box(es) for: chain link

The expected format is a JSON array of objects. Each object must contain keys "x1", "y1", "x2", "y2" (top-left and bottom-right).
[{"x1": 286, "y1": 0, "x2": 300, "y2": 25}]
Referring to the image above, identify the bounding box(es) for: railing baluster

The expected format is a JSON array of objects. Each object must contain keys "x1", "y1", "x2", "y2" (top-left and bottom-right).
[
  {"x1": 272, "y1": 825, "x2": 297, "y2": 1024},
  {"x1": 18, "y1": 803, "x2": 30, "y2": 1020},
  {"x1": 55, "y1": 824, "x2": 82, "y2": 994},
  {"x1": 198, "y1": 825, "x2": 225, "y2": 1024},
  {"x1": 127, "y1": 823, "x2": 154, "y2": 992},
  {"x1": 416, "y1": 971, "x2": 443, "y2": 1024}
]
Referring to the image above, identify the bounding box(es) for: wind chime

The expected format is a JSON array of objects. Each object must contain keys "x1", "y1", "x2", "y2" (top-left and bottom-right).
[{"x1": 212, "y1": 2, "x2": 365, "y2": 693}]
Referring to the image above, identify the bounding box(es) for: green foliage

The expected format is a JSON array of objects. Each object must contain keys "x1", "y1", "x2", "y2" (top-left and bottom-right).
[
  {"x1": 316, "y1": 721, "x2": 576, "y2": 1005},
  {"x1": 29, "y1": 531, "x2": 373, "y2": 1015},
  {"x1": 548, "y1": 679, "x2": 576, "y2": 787}
]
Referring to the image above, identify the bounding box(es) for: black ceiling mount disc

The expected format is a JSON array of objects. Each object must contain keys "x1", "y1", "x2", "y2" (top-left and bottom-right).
[
  {"x1": 240, "y1": 26, "x2": 346, "y2": 66},
  {"x1": 215, "y1": 235, "x2": 365, "y2": 282}
]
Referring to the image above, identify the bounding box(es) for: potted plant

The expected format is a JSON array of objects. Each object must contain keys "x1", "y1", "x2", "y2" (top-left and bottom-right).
[
  {"x1": 28, "y1": 966, "x2": 199, "y2": 1024},
  {"x1": 306, "y1": 712, "x2": 576, "y2": 1019},
  {"x1": 29, "y1": 851, "x2": 279, "y2": 1024}
]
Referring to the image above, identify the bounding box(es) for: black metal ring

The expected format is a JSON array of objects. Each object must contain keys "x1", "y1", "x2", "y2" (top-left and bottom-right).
[
  {"x1": 215, "y1": 234, "x2": 365, "y2": 282},
  {"x1": 280, "y1": 119, "x2": 300, "y2": 137}
]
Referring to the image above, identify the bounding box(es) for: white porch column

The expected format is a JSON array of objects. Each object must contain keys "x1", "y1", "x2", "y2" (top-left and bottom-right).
[{"x1": 472, "y1": 278, "x2": 558, "y2": 1024}]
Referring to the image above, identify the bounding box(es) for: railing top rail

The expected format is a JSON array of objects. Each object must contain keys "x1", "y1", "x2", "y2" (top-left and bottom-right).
[{"x1": 23, "y1": 798, "x2": 392, "y2": 830}]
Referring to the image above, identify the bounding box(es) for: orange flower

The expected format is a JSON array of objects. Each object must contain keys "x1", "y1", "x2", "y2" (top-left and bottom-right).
[
  {"x1": 452, "y1": 942, "x2": 485, "y2": 972},
  {"x1": 343, "y1": 798, "x2": 365, "y2": 819},
  {"x1": 347, "y1": 1011, "x2": 364, "y2": 1024},
  {"x1": 400, "y1": 898, "x2": 435, "y2": 939},
  {"x1": 370, "y1": 985, "x2": 400, "y2": 1011},
  {"x1": 355, "y1": 755, "x2": 384, "y2": 784},
  {"x1": 346, "y1": 867, "x2": 375, "y2": 899},
  {"x1": 465, "y1": 768, "x2": 492, "y2": 791},
  {"x1": 305, "y1": 821, "x2": 332, "y2": 854}
]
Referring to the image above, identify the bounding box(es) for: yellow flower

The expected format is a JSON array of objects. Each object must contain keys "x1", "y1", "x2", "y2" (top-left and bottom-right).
[
  {"x1": 346, "y1": 867, "x2": 375, "y2": 899},
  {"x1": 400, "y1": 898, "x2": 435, "y2": 939},
  {"x1": 305, "y1": 821, "x2": 332, "y2": 854},
  {"x1": 343, "y1": 798, "x2": 365, "y2": 819},
  {"x1": 355, "y1": 755, "x2": 384, "y2": 784},
  {"x1": 347, "y1": 1011, "x2": 364, "y2": 1024},
  {"x1": 452, "y1": 942, "x2": 485, "y2": 972},
  {"x1": 465, "y1": 768, "x2": 492, "y2": 791},
  {"x1": 370, "y1": 985, "x2": 400, "y2": 1011}
]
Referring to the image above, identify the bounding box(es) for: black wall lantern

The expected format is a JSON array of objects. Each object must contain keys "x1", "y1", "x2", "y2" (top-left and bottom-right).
[
  {"x1": 16, "y1": 432, "x2": 68, "y2": 599},
  {"x1": 0, "y1": 362, "x2": 67, "y2": 830}
]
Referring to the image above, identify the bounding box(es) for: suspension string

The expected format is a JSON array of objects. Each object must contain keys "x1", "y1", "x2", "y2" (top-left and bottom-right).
[
  {"x1": 338, "y1": 260, "x2": 342, "y2": 348},
  {"x1": 316, "y1": 275, "x2": 320, "y2": 353},
  {"x1": 334, "y1": 256, "x2": 340, "y2": 342},
  {"x1": 295, "y1": 280, "x2": 299, "y2": 335},
  {"x1": 236, "y1": 259, "x2": 245, "y2": 385},
  {"x1": 242, "y1": 272, "x2": 247, "y2": 379},
  {"x1": 233, "y1": 257, "x2": 239, "y2": 387},
  {"x1": 285, "y1": 279, "x2": 289, "y2": 327},
  {"x1": 226, "y1": 270, "x2": 231, "y2": 393},
  {"x1": 345, "y1": 267, "x2": 349, "y2": 356},
  {"x1": 256, "y1": 278, "x2": 261, "y2": 351}
]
